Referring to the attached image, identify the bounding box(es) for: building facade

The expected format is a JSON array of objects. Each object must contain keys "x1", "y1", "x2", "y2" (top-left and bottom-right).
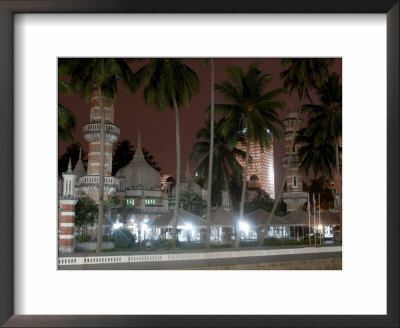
[
  {"x1": 281, "y1": 111, "x2": 308, "y2": 212},
  {"x1": 76, "y1": 90, "x2": 120, "y2": 200},
  {"x1": 236, "y1": 134, "x2": 276, "y2": 199},
  {"x1": 58, "y1": 92, "x2": 206, "y2": 248}
]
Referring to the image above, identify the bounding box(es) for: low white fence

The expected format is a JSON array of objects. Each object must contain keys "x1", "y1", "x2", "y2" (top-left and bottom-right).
[{"x1": 59, "y1": 246, "x2": 341, "y2": 266}]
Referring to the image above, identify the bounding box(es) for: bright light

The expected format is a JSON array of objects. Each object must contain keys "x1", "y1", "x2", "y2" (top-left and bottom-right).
[
  {"x1": 239, "y1": 221, "x2": 249, "y2": 233},
  {"x1": 184, "y1": 223, "x2": 194, "y2": 231},
  {"x1": 141, "y1": 222, "x2": 151, "y2": 233},
  {"x1": 318, "y1": 224, "x2": 323, "y2": 231},
  {"x1": 112, "y1": 220, "x2": 123, "y2": 230}
]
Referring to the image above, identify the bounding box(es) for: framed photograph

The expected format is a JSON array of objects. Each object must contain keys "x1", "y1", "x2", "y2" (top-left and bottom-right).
[{"x1": 1, "y1": 1, "x2": 398, "y2": 327}]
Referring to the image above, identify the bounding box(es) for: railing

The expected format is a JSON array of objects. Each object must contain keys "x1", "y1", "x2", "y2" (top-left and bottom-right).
[
  {"x1": 125, "y1": 186, "x2": 162, "y2": 191},
  {"x1": 82, "y1": 123, "x2": 120, "y2": 135},
  {"x1": 80, "y1": 176, "x2": 119, "y2": 185},
  {"x1": 59, "y1": 195, "x2": 78, "y2": 201},
  {"x1": 282, "y1": 191, "x2": 308, "y2": 198},
  {"x1": 59, "y1": 245, "x2": 342, "y2": 266},
  {"x1": 282, "y1": 155, "x2": 300, "y2": 166}
]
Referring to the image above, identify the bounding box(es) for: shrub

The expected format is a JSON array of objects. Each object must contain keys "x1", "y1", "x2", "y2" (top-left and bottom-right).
[
  {"x1": 102, "y1": 234, "x2": 114, "y2": 242},
  {"x1": 75, "y1": 235, "x2": 91, "y2": 242},
  {"x1": 94, "y1": 235, "x2": 115, "y2": 242},
  {"x1": 113, "y1": 228, "x2": 136, "y2": 248}
]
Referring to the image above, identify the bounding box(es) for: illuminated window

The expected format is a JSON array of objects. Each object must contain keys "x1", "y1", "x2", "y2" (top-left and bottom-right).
[
  {"x1": 145, "y1": 199, "x2": 156, "y2": 205},
  {"x1": 126, "y1": 199, "x2": 135, "y2": 206}
]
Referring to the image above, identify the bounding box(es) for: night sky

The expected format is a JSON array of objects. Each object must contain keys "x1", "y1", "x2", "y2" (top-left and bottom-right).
[{"x1": 58, "y1": 58, "x2": 342, "y2": 196}]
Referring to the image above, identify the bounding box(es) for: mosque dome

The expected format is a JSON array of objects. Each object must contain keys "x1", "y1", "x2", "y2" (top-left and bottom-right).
[{"x1": 116, "y1": 135, "x2": 161, "y2": 189}]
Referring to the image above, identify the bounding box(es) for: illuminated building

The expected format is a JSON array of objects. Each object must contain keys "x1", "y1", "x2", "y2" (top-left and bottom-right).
[
  {"x1": 76, "y1": 90, "x2": 120, "y2": 200},
  {"x1": 58, "y1": 91, "x2": 206, "y2": 249},
  {"x1": 236, "y1": 133, "x2": 275, "y2": 199},
  {"x1": 281, "y1": 110, "x2": 308, "y2": 212}
]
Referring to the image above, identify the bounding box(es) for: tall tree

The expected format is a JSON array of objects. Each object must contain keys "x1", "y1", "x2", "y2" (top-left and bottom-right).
[
  {"x1": 59, "y1": 58, "x2": 136, "y2": 252},
  {"x1": 205, "y1": 58, "x2": 215, "y2": 249},
  {"x1": 180, "y1": 190, "x2": 206, "y2": 216},
  {"x1": 296, "y1": 127, "x2": 337, "y2": 207},
  {"x1": 58, "y1": 81, "x2": 76, "y2": 143},
  {"x1": 191, "y1": 118, "x2": 245, "y2": 211},
  {"x1": 303, "y1": 176, "x2": 335, "y2": 210},
  {"x1": 112, "y1": 140, "x2": 135, "y2": 175},
  {"x1": 259, "y1": 58, "x2": 333, "y2": 245},
  {"x1": 302, "y1": 72, "x2": 342, "y2": 236},
  {"x1": 75, "y1": 197, "x2": 98, "y2": 236},
  {"x1": 297, "y1": 127, "x2": 336, "y2": 179},
  {"x1": 135, "y1": 59, "x2": 200, "y2": 247},
  {"x1": 214, "y1": 63, "x2": 285, "y2": 247}
]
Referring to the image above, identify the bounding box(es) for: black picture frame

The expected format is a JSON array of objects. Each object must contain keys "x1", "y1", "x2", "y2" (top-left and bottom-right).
[{"x1": 0, "y1": 1, "x2": 398, "y2": 327}]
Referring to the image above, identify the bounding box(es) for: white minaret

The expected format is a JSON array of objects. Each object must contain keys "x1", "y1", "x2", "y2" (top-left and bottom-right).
[{"x1": 62, "y1": 158, "x2": 76, "y2": 198}]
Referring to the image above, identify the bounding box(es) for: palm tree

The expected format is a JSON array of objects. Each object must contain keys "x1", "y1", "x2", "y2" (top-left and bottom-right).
[
  {"x1": 258, "y1": 58, "x2": 333, "y2": 246},
  {"x1": 112, "y1": 140, "x2": 135, "y2": 175},
  {"x1": 297, "y1": 127, "x2": 336, "y2": 180},
  {"x1": 142, "y1": 148, "x2": 161, "y2": 171},
  {"x1": 135, "y1": 59, "x2": 200, "y2": 247},
  {"x1": 58, "y1": 81, "x2": 76, "y2": 143},
  {"x1": 191, "y1": 118, "x2": 245, "y2": 213},
  {"x1": 58, "y1": 58, "x2": 136, "y2": 253},
  {"x1": 74, "y1": 197, "x2": 98, "y2": 236},
  {"x1": 205, "y1": 58, "x2": 215, "y2": 249},
  {"x1": 214, "y1": 63, "x2": 285, "y2": 247},
  {"x1": 58, "y1": 142, "x2": 87, "y2": 176},
  {"x1": 180, "y1": 190, "x2": 206, "y2": 216},
  {"x1": 302, "y1": 72, "x2": 342, "y2": 235}
]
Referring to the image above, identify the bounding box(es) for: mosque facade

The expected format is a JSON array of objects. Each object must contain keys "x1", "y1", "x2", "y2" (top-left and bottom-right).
[{"x1": 58, "y1": 92, "x2": 206, "y2": 252}]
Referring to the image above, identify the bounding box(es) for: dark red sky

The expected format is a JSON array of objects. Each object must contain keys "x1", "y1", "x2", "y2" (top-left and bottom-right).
[{"x1": 59, "y1": 58, "x2": 341, "y2": 196}]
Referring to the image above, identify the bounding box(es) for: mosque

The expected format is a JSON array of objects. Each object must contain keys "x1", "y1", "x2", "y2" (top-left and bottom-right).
[
  {"x1": 58, "y1": 91, "x2": 207, "y2": 252},
  {"x1": 58, "y1": 91, "x2": 308, "y2": 253}
]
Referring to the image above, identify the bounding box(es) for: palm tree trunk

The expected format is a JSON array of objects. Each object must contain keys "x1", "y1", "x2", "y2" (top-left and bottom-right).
[
  {"x1": 335, "y1": 139, "x2": 342, "y2": 241},
  {"x1": 171, "y1": 97, "x2": 181, "y2": 248},
  {"x1": 259, "y1": 98, "x2": 304, "y2": 246},
  {"x1": 236, "y1": 141, "x2": 250, "y2": 248},
  {"x1": 96, "y1": 85, "x2": 105, "y2": 253},
  {"x1": 222, "y1": 168, "x2": 233, "y2": 213},
  {"x1": 205, "y1": 59, "x2": 215, "y2": 249},
  {"x1": 330, "y1": 178, "x2": 337, "y2": 209}
]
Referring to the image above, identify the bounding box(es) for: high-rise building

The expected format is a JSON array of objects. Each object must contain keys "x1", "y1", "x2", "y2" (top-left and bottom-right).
[
  {"x1": 236, "y1": 135, "x2": 275, "y2": 199},
  {"x1": 281, "y1": 111, "x2": 308, "y2": 212}
]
